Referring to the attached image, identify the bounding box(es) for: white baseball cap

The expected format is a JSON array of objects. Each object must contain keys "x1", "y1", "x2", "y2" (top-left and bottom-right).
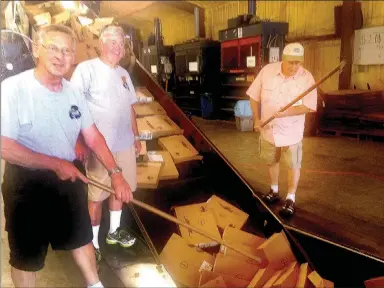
[{"x1": 282, "y1": 43, "x2": 304, "y2": 62}]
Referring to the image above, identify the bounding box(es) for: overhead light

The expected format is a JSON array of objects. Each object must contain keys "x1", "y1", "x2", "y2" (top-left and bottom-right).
[
  {"x1": 78, "y1": 16, "x2": 93, "y2": 26},
  {"x1": 79, "y1": 2, "x2": 89, "y2": 15},
  {"x1": 61, "y1": 1, "x2": 76, "y2": 10}
]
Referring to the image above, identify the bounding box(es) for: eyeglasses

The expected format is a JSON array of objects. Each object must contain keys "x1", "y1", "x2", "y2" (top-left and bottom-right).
[{"x1": 41, "y1": 44, "x2": 74, "y2": 56}]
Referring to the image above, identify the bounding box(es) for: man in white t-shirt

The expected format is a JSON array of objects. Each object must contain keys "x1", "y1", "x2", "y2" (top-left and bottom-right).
[{"x1": 71, "y1": 24, "x2": 141, "y2": 263}]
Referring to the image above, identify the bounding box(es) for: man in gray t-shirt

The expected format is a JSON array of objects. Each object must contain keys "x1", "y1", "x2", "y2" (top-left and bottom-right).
[{"x1": 1, "y1": 25, "x2": 132, "y2": 288}]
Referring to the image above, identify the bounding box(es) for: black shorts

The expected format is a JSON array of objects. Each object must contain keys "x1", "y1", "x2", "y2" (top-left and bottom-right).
[{"x1": 1, "y1": 161, "x2": 92, "y2": 272}]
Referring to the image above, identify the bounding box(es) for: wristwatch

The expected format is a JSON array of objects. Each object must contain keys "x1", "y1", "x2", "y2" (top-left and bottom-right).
[
  {"x1": 108, "y1": 166, "x2": 122, "y2": 177},
  {"x1": 134, "y1": 135, "x2": 140, "y2": 141}
]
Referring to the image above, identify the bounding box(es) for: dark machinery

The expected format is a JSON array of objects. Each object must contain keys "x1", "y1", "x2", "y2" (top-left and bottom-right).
[
  {"x1": 173, "y1": 8, "x2": 221, "y2": 120},
  {"x1": 140, "y1": 18, "x2": 175, "y2": 95},
  {"x1": 218, "y1": 0, "x2": 289, "y2": 120}
]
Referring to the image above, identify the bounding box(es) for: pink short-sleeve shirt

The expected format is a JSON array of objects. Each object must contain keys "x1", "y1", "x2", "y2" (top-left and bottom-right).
[{"x1": 246, "y1": 62, "x2": 317, "y2": 147}]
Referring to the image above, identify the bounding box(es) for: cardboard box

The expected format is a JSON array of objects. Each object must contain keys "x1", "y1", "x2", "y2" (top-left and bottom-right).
[
  {"x1": 308, "y1": 271, "x2": 324, "y2": 288},
  {"x1": 248, "y1": 266, "x2": 277, "y2": 288},
  {"x1": 262, "y1": 269, "x2": 285, "y2": 288},
  {"x1": 138, "y1": 115, "x2": 183, "y2": 140},
  {"x1": 199, "y1": 271, "x2": 249, "y2": 288},
  {"x1": 174, "y1": 203, "x2": 222, "y2": 248},
  {"x1": 158, "y1": 135, "x2": 203, "y2": 164},
  {"x1": 146, "y1": 151, "x2": 179, "y2": 180},
  {"x1": 220, "y1": 226, "x2": 265, "y2": 264},
  {"x1": 159, "y1": 233, "x2": 215, "y2": 287},
  {"x1": 213, "y1": 253, "x2": 262, "y2": 282},
  {"x1": 136, "y1": 162, "x2": 162, "y2": 189},
  {"x1": 200, "y1": 276, "x2": 227, "y2": 288},
  {"x1": 133, "y1": 101, "x2": 167, "y2": 117},
  {"x1": 206, "y1": 195, "x2": 249, "y2": 231},
  {"x1": 295, "y1": 263, "x2": 312, "y2": 288},
  {"x1": 236, "y1": 116, "x2": 253, "y2": 132},
  {"x1": 272, "y1": 261, "x2": 299, "y2": 288},
  {"x1": 256, "y1": 232, "x2": 297, "y2": 270}
]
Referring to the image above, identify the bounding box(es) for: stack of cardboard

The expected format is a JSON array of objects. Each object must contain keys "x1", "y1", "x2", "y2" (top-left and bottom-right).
[{"x1": 158, "y1": 195, "x2": 335, "y2": 288}]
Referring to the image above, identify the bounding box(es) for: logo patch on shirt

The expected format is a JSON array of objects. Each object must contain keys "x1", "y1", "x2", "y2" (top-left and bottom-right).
[
  {"x1": 122, "y1": 76, "x2": 130, "y2": 90},
  {"x1": 69, "y1": 105, "x2": 82, "y2": 119}
]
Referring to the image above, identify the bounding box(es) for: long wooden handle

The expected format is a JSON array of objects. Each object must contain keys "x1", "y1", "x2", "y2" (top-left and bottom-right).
[
  {"x1": 260, "y1": 60, "x2": 346, "y2": 128},
  {"x1": 87, "y1": 177, "x2": 263, "y2": 264}
]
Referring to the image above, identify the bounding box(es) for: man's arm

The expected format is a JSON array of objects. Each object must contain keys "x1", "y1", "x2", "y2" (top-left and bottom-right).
[
  {"x1": 131, "y1": 106, "x2": 139, "y2": 138},
  {"x1": 275, "y1": 104, "x2": 313, "y2": 118},
  {"x1": 250, "y1": 99, "x2": 261, "y2": 127}
]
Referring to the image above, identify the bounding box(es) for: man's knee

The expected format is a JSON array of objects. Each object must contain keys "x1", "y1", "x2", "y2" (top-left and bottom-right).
[
  {"x1": 88, "y1": 201, "x2": 103, "y2": 225},
  {"x1": 285, "y1": 142, "x2": 303, "y2": 169}
]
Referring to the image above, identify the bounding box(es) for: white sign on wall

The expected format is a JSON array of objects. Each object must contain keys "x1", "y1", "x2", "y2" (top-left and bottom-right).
[{"x1": 353, "y1": 26, "x2": 384, "y2": 65}]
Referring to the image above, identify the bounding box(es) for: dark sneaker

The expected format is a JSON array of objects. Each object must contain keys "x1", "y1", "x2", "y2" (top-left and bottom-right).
[
  {"x1": 106, "y1": 228, "x2": 136, "y2": 248},
  {"x1": 263, "y1": 189, "x2": 280, "y2": 204},
  {"x1": 280, "y1": 199, "x2": 295, "y2": 217}
]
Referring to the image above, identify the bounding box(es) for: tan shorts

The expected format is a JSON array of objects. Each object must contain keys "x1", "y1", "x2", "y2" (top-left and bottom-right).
[
  {"x1": 258, "y1": 136, "x2": 302, "y2": 169},
  {"x1": 86, "y1": 146, "x2": 137, "y2": 202}
]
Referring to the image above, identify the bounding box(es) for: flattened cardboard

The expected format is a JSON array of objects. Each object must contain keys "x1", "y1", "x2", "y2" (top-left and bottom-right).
[
  {"x1": 262, "y1": 269, "x2": 285, "y2": 288},
  {"x1": 137, "y1": 115, "x2": 183, "y2": 139},
  {"x1": 174, "y1": 203, "x2": 221, "y2": 247},
  {"x1": 136, "y1": 162, "x2": 162, "y2": 189},
  {"x1": 308, "y1": 271, "x2": 324, "y2": 288},
  {"x1": 213, "y1": 253, "x2": 262, "y2": 282},
  {"x1": 159, "y1": 233, "x2": 215, "y2": 288},
  {"x1": 323, "y1": 279, "x2": 334, "y2": 288},
  {"x1": 200, "y1": 276, "x2": 227, "y2": 288},
  {"x1": 206, "y1": 195, "x2": 249, "y2": 231},
  {"x1": 220, "y1": 226, "x2": 265, "y2": 265},
  {"x1": 133, "y1": 101, "x2": 167, "y2": 117},
  {"x1": 158, "y1": 135, "x2": 203, "y2": 164},
  {"x1": 199, "y1": 271, "x2": 249, "y2": 288},
  {"x1": 146, "y1": 151, "x2": 179, "y2": 180},
  {"x1": 295, "y1": 263, "x2": 312, "y2": 288},
  {"x1": 248, "y1": 266, "x2": 277, "y2": 288},
  {"x1": 272, "y1": 261, "x2": 299, "y2": 288},
  {"x1": 256, "y1": 232, "x2": 297, "y2": 270}
]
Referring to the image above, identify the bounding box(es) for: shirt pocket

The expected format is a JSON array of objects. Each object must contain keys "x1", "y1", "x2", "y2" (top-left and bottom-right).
[
  {"x1": 261, "y1": 79, "x2": 278, "y2": 104},
  {"x1": 285, "y1": 81, "x2": 304, "y2": 106}
]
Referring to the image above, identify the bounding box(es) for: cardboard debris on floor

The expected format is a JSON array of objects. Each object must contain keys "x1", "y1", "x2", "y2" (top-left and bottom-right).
[
  {"x1": 308, "y1": 271, "x2": 334, "y2": 288},
  {"x1": 145, "y1": 151, "x2": 179, "y2": 180},
  {"x1": 136, "y1": 162, "x2": 162, "y2": 189},
  {"x1": 133, "y1": 101, "x2": 167, "y2": 117},
  {"x1": 174, "y1": 203, "x2": 222, "y2": 248},
  {"x1": 295, "y1": 263, "x2": 312, "y2": 288},
  {"x1": 199, "y1": 270, "x2": 249, "y2": 288},
  {"x1": 138, "y1": 115, "x2": 183, "y2": 140},
  {"x1": 206, "y1": 195, "x2": 249, "y2": 231},
  {"x1": 136, "y1": 86, "x2": 154, "y2": 103},
  {"x1": 273, "y1": 261, "x2": 299, "y2": 288},
  {"x1": 248, "y1": 265, "x2": 278, "y2": 288},
  {"x1": 158, "y1": 135, "x2": 203, "y2": 164},
  {"x1": 159, "y1": 233, "x2": 215, "y2": 287}
]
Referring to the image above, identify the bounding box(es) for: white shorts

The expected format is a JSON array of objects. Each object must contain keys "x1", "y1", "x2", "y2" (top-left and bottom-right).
[{"x1": 86, "y1": 146, "x2": 137, "y2": 202}]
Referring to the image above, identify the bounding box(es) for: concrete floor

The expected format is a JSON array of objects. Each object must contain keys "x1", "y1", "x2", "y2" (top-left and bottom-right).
[{"x1": 191, "y1": 117, "x2": 384, "y2": 260}]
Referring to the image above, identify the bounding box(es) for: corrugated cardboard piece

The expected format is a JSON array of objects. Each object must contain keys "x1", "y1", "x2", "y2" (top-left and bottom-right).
[
  {"x1": 206, "y1": 195, "x2": 249, "y2": 231},
  {"x1": 138, "y1": 115, "x2": 183, "y2": 140},
  {"x1": 136, "y1": 162, "x2": 162, "y2": 189},
  {"x1": 174, "y1": 203, "x2": 221, "y2": 248},
  {"x1": 145, "y1": 151, "x2": 179, "y2": 180},
  {"x1": 295, "y1": 263, "x2": 312, "y2": 288},
  {"x1": 272, "y1": 261, "x2": 299, "y2": 288},
  {"x1": 199, "y1": 271, "x2": 249, "y2": 288},
  {"x1": 220, "y1": 226, "x2": 265, "y2": 264},
  {"x1": 248, "y1": 266, "x2": 277, "y2": 288},
  {"x1": 158, "y1": 135, "x2": 203, "y2": 164},
  {"x1": 200, "y1": 276, "x2": 227, "y2": 288},
  {"x1": 133, "y1": 101, "x2": 167, "y2": 117},
  {"x1": 159, "y1": 233, "x2": 215, "y2": 287}
]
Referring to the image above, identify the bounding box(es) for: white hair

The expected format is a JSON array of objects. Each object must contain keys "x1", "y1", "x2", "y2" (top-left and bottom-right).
[
  {"x1": 99, "y1": 24, "x2": 125, "y2": 43},
  {"x1": 34, "y1": 24, "x2": 77, "y2": 50}
]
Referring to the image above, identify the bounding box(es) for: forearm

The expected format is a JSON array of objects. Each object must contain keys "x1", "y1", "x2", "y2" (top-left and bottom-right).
[
  {"x1": 279, "y1": 105, "x2": 312, "y2": 117},
  {"x1": 131, "y1": 106, "x2": 139, "y2": 137},
  {"x1": 250, "y1": 99, "x2": 261, "y2": 125},
  {"x1": 1, "y1": 137, "x2": 58, "y2": 171}
]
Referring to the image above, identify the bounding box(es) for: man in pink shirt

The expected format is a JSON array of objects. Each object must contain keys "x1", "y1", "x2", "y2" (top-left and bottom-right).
[{"x1": 246, "y1": 43, "x2": 317, "y2": 216}]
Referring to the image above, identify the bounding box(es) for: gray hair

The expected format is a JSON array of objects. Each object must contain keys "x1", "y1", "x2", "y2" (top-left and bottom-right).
[
  {"x1": 99, "y1": 24, "x2": 125, "y2": 43},
  {"x1": 34, "y1": 24, "x2": 77, "y2": 50}
]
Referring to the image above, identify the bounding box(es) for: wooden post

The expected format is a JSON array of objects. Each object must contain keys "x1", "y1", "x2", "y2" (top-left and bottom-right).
[{"x1": 338, "y1": 0, "x2": 355, "y2": 89}]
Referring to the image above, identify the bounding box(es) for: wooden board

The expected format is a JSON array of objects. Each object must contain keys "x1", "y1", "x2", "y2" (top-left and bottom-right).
[
  {"x1": 137, "y1": 115, "x2": 183, "y2": 140},
  {"x1": 158, "y1": 135, "x2": 203, "y2": 164},
  {"x1": 133, "y1": 101, "x2": 167, "y2": 117},
  {"x1": 145, "y1": 151, "x2": 179, "y2": 180},
  {"x1": 136, "y1": 162, "x2": 162, "y2": 189}
]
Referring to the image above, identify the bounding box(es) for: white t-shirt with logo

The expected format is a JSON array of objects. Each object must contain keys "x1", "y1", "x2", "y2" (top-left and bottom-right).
[
  {"x1": 70, "y1": 58, "x2": 137, "y2": 152},
  {"x1": 1, "y1": 69, "x2": 94, "y2": 162}
]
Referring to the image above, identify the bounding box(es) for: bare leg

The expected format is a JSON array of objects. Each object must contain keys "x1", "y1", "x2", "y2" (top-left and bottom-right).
[
  {"x1": 88, "y1": 201, "x2": 103, "y2": 226},
  {"x1": 109, "y1": 195, "x2": 123, "y2": 211},
  {"x1": 268, "y1": 163, "x2": 280, "y2": 188},
  {"x1": 11, "y1": 267, "x2": 36, "y2": 288},
  {"x1": 287, "y1": 168, "x2": 301, "y2": 195},
  {"x1": 71, "y1": 243, "x2": 100, "y2": 286}
]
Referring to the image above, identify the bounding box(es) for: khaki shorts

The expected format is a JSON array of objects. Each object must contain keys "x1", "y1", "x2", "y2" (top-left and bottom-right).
[
  {"x1": 86, "y1": 146, "x2": 137, "y2": 202},
  {"x1": 258, "y1": 136, "x2": 302, "y2": 169}
]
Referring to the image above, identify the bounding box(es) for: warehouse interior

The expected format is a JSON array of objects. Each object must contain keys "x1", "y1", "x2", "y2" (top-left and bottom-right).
[{"x1": 1, "y1": 1, "x2": 384, "y2": 287}]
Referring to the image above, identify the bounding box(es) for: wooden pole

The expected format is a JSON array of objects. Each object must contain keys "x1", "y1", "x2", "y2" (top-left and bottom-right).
[
  {"x1": 87, "y1": 177, "x2": 263, "y2": 264},
  {"x1": 260, "y1": 60, "x2": 346, "y2": 128}
]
